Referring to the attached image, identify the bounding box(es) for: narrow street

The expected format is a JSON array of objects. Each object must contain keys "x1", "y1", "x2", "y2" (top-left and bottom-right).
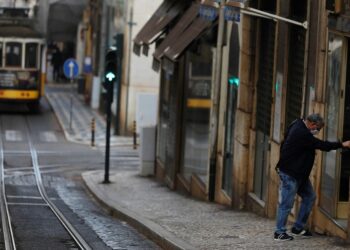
[
  {"x1": 2, "y1": 0, "x2": 350, "y2": 249},
  {"x1": 0, "y1": 97, "x2": 159, "y2": 249}
]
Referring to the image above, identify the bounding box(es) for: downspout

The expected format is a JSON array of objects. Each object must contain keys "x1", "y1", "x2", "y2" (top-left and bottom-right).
[
  {"x1": 98, "y1": 1, "x2": 107, "y2": 85},
  {"x1": 124, "y1": 6, "x2": 136, "y2": 134},
  {"x1": 301, "y1": 0, "x2": 312, "y2": 116},
  {"x1": 208, "y1": 1, "x2": 225, "y2": 202},
  {"x1": 91, "y1": 0, "x2": 107, "y2": 111}
]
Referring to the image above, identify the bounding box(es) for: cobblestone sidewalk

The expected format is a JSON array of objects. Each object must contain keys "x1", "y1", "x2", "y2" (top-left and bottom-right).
[{"x1": 45, "y1": 84, "x2": 132, "y2": 147}]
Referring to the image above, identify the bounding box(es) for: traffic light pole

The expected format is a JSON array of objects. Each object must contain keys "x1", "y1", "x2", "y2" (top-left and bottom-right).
[
  {"x1": 102, "y1": 47, "x2": 117, "y2": 184},
  {"x1": 103, "y1": 97, "x2": 112, "y2": 184}
]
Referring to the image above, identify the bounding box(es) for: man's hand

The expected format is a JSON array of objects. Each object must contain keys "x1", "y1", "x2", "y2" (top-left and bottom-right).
[{"x1": 342, "y1": 141, "x2": 350, "y2": 148}]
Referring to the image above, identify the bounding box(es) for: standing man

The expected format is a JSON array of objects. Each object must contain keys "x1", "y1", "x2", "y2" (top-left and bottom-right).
[
  {"x1": 274, "y1": 113, "x2": 350, "y2": 241},
  {"x1": 51, "y1": 47, "x2": 63, "y2": 82}
]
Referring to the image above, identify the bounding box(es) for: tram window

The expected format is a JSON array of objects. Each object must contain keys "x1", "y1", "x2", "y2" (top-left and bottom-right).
[
  {"x1": 25, "y1": 43, "x2": 38, "y2": 68},
  {"x1": 5, "y1": 42, "x2": 22, "y2": 67}
]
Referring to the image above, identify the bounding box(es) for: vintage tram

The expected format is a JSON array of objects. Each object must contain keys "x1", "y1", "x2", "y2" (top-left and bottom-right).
[{"x1": 0, "y1": 24, "x2": 45, "y2": 111}]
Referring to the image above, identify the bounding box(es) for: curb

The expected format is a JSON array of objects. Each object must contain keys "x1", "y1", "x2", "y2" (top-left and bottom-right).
[{"x1": 82, "y1": 171, "x2": 195, "y2": 250}]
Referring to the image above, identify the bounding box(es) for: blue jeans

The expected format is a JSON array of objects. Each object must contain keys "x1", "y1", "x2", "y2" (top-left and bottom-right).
[{"x1": 275, "y1": 171, "x2": 316, "y2": 234}]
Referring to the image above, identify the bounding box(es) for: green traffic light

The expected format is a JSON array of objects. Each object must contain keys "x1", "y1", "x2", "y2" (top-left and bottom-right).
[
  {"x1": 106, "y1": 72, "x2": 116, "y2": 82},
  {"x1": 228, "y1": 76, "x2": 239, "y2": 86}
]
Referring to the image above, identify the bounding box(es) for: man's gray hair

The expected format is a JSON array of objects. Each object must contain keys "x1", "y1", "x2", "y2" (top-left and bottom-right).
[{"x1": 306, "y1": 113, "x2": 324, "y2": 127}]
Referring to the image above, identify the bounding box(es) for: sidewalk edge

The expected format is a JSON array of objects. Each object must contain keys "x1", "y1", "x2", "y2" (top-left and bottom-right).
[
  {"x1": 82, "y1": 171, "x2": 195, "y2": 250},
  {"x1": 45, "y1": 95, "x2": 88, "y2": 145}
]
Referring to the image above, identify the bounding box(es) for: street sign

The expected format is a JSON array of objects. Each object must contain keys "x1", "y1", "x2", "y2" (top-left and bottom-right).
[
  {"x1": 223, "y1": 0, "x2": 247, "y2": 22},
  {"x1": 224, "y1": 5, "x2": 241, "y2": 22},
  {"x1": 63, "y1": 58, "x2": 79, "y2": 79},
  {"x1": 199, "y1": 2, "x2": 219, "y2": 21}
]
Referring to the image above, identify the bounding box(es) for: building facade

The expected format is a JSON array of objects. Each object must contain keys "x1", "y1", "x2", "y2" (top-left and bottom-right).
[
  {"x1": 134, "y1": 0, "x2": 350, "y2": 240},
  {"x1": 79, "y1": 0, "x2": 161, "y2": 135}
]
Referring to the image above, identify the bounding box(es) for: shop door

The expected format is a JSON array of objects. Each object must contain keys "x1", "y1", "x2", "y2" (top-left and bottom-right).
[
  {"x1": 222, "y1": 80, "x2": 238, "y2": 196},
  {"x1": 320, "y1": 34, "x2": 346, "y2": 218}
]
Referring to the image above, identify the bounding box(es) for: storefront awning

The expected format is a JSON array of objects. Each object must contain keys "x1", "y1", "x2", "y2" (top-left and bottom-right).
[
  {"x1": 163, "y1": 17, "x2": 212, "y2": 61},
  {"x1": 133, "y1": 0, "x2": 189, "y2": 56},
  {"x1": 151, "y1": 2, "x2": 215, "y2": 71}
]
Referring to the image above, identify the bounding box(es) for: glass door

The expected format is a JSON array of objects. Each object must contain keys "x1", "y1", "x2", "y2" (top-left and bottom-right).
[
  {"x1": 320, "y1": 34, "x2": 345, "y2": 217},
  {"x1": 222, "y1": 80, "x2": 238, "y2": 196}
]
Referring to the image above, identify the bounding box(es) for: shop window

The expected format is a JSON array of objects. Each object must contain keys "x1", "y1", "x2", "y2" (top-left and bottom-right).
[
  {"x1": 181, "y1": 47, "x2": 212, "y2": 184},
  {"x1": 25, "y1": 43, "x2": 38, "y2": 68},
  {"x1": 5, "y1": 42, "x2": 22, "y2": 67}
]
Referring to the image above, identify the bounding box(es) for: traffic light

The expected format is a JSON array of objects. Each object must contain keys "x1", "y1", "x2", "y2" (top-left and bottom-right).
[
  {"x1": 228, "y1": 76, "x2": 240, "y2": 87},
  {"x1": 103, "y1": 47, "x2": 118, "y2": 103}
]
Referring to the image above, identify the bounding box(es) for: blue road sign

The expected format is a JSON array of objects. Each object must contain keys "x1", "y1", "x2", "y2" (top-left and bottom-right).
[{"x1": 63, "y1": 58, "x2": 79, "y2": 79}]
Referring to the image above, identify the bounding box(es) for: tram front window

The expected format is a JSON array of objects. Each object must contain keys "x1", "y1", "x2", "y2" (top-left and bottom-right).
[
  {"x1": 5, "y1": 42, "x2": 22, "y2": 67},
  {"x1": 25, "y1": 43, "x2": 38, "y2": 68}
]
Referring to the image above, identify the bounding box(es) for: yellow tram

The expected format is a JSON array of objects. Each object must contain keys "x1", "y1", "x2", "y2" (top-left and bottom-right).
[{"x1": 0, "y1": 25, "x2": 45, "y2": 111}]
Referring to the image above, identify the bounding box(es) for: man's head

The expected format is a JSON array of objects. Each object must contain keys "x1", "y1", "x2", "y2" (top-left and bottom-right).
[{"x1": 305, "y1": 113, "x2": 324, "y2": 135}]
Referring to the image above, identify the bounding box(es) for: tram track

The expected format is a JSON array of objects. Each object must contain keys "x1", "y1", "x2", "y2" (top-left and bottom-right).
[
  {"x1": 0, "y1": 117, "x2": 92, "y2": 250},
  {"x1": 0, "y1": 117, "x2": 15, "y2": 250}
]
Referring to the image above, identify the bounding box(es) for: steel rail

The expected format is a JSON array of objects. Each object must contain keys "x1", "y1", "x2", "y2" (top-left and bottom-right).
[
  {"x1": 23, "y1": 118, "x2": 92, "y2": 250},
  {"x1": 0, "y1": 121, "x2": 16, "y2": 250}
]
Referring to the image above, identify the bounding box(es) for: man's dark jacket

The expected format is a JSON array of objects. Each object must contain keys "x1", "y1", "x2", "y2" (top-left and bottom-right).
[{"x1": 277, "y1": 119, "x2": 342, "y2": 182}]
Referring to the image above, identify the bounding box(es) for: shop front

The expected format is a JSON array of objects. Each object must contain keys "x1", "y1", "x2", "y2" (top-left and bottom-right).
[
  {"x1": 314, "y1": 11, "x2": 350, "y2": 237},
  {"x1": 151, "y1": 1, "x2": 217, "y2": 197}
]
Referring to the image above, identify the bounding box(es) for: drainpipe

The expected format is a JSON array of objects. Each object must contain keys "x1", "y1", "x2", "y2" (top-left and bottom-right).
[
  {"x1": 98, "y1": 1, "x2": 107, "y2": 85},
  {"x1": 125, "y1": 6, "x2": 136, "y2": 134},
  {"x1": 300, "y1": 0, "x2": 311, "y2": 116},
  {"x1": 208, "y1": 1, "x2": 225, "y2": 202}
]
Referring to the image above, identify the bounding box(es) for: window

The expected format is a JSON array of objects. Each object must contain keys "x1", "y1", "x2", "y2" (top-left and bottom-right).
[
  {"x1": 181, "y1": 46, "x2": 212, "y2": 184},
  {"x1": 5, "y1": 42, "x2": 22, "y2": 67},
  {"x1": 25, "y1": 43, "x2": 38, "y2": 68}
]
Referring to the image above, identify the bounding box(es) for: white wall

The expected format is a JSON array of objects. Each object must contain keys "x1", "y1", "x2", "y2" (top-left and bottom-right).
[
  {"x1": 122, "y1": 0, "x2": 162, "y2": 133},
  {"x1": 130, "y1": 0, "x2": 161, "y2": 88}
]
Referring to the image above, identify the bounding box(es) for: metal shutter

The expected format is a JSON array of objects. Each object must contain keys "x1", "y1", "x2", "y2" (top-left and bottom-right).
[
  {"x1": 256, "y1": 20, "x2": 276, "y2": 135},
  {"x1": 285, "y1": 25, "x2": 305, "y2": 126}
]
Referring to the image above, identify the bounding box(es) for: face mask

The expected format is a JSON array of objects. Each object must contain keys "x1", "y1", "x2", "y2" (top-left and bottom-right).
[{"x1": 311, "y1": 130, "x2": 319, "y2": 135}]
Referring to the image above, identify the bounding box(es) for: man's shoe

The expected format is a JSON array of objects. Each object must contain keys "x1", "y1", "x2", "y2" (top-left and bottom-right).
[
  {"x1": 274, "y1": 232, "x2": 294, "y2": 241},
  {"x1": 291, "y1": 227, "x2": 312, "y2": 238}
]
